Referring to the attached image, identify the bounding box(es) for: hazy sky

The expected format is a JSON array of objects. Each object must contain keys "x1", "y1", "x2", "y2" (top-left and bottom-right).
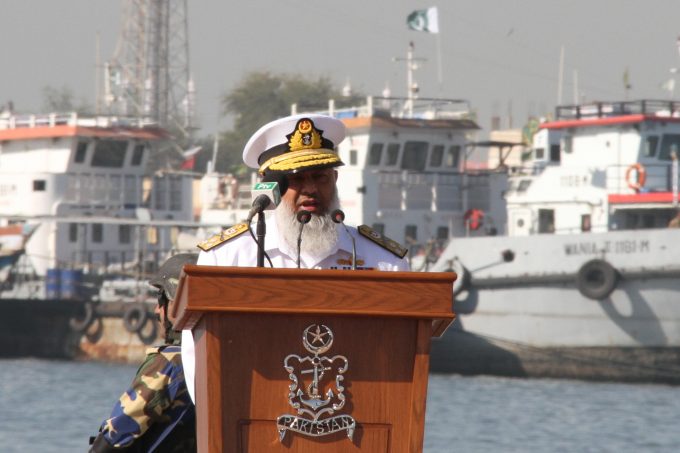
[{"x1": 3, "y1": 1, "x2": 680, "y2": 138}]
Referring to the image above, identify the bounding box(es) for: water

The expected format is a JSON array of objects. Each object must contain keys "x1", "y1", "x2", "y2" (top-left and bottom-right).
[{"x1": 1, "y1": 359, "x2": 679, "y2": 452}]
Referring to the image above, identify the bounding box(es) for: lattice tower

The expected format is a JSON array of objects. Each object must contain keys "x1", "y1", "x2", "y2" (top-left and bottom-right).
[{"x1": 103, "y1": 0, "x2": 195, "y2": 139}]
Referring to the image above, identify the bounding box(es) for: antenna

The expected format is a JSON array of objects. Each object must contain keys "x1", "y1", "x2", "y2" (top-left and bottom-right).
[
  {"x1": 104, "y1": 0, "x2": 195, "y2": 141},
  {"x1": 392, "y1": 41, "x2": 426, "y2": 117},
  {"x1": 557, "y1": 45, "x2": 565, "y2": 106}
]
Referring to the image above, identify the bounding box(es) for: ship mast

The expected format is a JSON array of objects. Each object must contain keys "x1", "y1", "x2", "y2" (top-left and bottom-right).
[{"x1": 393, "y1": 41, "x2": 426, "y2": 118}]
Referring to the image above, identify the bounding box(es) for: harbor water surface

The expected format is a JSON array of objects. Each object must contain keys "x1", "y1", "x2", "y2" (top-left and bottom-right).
[{"x1": 1, "y1": 358, "x2": 678, "y2": 452}]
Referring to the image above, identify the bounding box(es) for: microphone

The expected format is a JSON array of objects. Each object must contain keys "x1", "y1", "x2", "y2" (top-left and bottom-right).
[
  {"x1": 247, "y1": 181, "x2": 282, "y2": 221},
  {"x1": 296, "y1": 210, "x2": 312, "y2": 268},
  {"x1": 331, "y1": 209, "x2": 356, "y2": 270}
]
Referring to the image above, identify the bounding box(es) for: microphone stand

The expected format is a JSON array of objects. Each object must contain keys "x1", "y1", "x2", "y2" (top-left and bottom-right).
[
  {"x1": 256, "y1": 210, "x2": 266, "y2": 267},
  {"x1": 295, "y1": 210, "x2": 312, "y2": 268}
]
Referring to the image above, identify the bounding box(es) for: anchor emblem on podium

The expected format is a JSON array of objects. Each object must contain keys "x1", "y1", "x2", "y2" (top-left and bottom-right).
[{"x1": 276, "y1": 324, "x2": 356, "y2": 441}]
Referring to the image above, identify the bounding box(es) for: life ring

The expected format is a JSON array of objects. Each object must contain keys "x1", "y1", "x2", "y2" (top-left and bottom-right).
[
  {"x1": 122, "y1": 304, "x2": 149, "y2": 333},
  {"x1": 69, "y1": 302, "x2": 95, "y2": 333},
  {"x1": 625, "y1": 163, "x2": 646, "y2": 191},
  {"x1": 576, "y1": 259, "x2": 619, "y2": 300},
  {"x1": 464, "y1": 209, "x2": 485, "y2": 231}
]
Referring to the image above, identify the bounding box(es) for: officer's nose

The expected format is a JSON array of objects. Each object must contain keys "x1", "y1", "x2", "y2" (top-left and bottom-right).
[{"x1": 299, "y1": 174, "x2": 318, "y2": 195}]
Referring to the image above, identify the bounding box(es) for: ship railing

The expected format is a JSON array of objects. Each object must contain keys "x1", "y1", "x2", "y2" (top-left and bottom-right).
[
  {"x1": 292, "y1": 97, "x2": 472, "y2": 121},
  {"x1": 555, "y1": 99, "x2": 680, "y2": 121},
  {"x1": 375, "y1": 170, "x2": 491, "y2": 212},
  {"x1": 0, "y1": 112, "x2": 159, "y2": 130}
]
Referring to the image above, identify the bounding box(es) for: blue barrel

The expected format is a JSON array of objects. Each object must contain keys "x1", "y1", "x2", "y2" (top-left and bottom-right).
[
  {"x1": 46, "y1": 268, "x2": 61, "y2": 299},
  {"x1": 61, "y1": 269, "x2": 83, "y2": 300}
]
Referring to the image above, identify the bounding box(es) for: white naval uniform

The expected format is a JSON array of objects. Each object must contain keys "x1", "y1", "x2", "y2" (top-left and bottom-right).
[{"x1": 181, "y1": 216, "x2": 409, "y2": 401}]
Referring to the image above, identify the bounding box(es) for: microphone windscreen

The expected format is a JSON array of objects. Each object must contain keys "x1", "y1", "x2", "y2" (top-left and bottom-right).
[
  {"x1": 331, "y1": 209, "x2": 345, "y2": 224},
  {"x1": 296, "y1": 210, "x2": 312, "y2": 224}
]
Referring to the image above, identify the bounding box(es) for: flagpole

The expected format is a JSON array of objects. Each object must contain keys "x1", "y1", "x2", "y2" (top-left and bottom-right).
[{"x1": 436, "y1": 32, "x2": 443, "y2": 94}]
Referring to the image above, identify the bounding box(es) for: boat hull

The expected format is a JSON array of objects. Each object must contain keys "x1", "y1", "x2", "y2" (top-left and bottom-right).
[
  {"x1": 430, "y1": 229, "x2": 680, "y2": 383},
  {"x1": 0, "y1": 298, "x2": 83, "y2": 359}
]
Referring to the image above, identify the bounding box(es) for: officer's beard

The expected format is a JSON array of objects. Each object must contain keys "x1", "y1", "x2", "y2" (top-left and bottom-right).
[{"x1": 275, "y1": 190, "x2": 340, "y2": 262}]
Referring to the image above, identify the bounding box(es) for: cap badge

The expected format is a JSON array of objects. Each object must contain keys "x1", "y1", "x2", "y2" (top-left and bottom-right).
[{"x1": 287, "y1": 119, "x2": 323, "y2": 152}]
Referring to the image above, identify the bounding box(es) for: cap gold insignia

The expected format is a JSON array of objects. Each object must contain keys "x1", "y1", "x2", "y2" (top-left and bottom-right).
[{"x1": 288, "y1": 119, "x2": 323, "y2": 152}]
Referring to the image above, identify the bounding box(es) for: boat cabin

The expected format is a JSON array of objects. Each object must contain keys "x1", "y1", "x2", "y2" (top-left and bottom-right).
[
  {"x1": 506, "y1": 100, "x2": 680, "y2": 236},
  {"x1": 299, "y1": 97, "x2": 508, "y2": 264},
  {"x1": 0, "y1": 113, "x2": 194, "y2": 281}
]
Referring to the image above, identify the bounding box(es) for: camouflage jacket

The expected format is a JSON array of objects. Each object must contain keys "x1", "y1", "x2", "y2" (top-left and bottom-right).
[{"x1": 93, "y1": 344, "x2": 195, "y2": 452}]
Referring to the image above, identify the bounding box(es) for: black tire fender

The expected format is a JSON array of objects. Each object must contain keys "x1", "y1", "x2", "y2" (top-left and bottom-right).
[
  {"x1": 122, "y1": 304, "x2": 149, "y2": 333},
  {"x1": 137, "y1": 318, "x2": 158, "y2": 345},
  {"x1": 69, "y1": 302, "x2": 95, "y2": 333},
  {"x1": 576, "y1": 259, "x2": 619, "y2": 300}
]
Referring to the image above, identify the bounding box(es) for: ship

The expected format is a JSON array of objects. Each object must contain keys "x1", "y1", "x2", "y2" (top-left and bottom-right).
[
  {"x1": 430, "y1": 99, "x2": 680, "y2": 384},
  {"x1": 0, "y1": 110, "x2": 199, "y2": 362}
]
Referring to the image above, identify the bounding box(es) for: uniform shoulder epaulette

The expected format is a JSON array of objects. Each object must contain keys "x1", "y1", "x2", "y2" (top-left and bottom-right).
[
  {"x1": 197, "y1": 223, "x2": 249, "y2": 251},
  {"x1": 358, "y1": 225, "x2": 408, "y2": 259}
]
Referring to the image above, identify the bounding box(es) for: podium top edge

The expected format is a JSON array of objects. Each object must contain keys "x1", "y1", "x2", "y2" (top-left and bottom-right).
[{"x1": 181, "y1": 265, "x2": 456, "y2": 283}]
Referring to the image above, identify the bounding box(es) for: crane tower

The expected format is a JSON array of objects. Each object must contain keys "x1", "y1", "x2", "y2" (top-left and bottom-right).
[{"x1": 103, "y1": 0, "x2": 195, "y2": 139}]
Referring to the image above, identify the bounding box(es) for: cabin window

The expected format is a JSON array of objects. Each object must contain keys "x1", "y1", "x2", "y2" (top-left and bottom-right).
[
  {"x1": 386, "y1": 143, "x2": 400, "y2": 166},
  {"x1": 74, "y1": 141, "x2": 88, "y2": 163},
  {"x1": 69, "y1": 224, "x2": 78, "y2": 242},
  {"x1": 581, "y1": 214, "x2": 591, "y2": 232},
  {"x1": 402, "y1": 141, "x2": 428, "y2": 171},
  {"x1": 659, "y1": 134, "x2": 680, "y2": 160},
  {"x1": 535, "y1": 147, "x2": 545, "y2": 159},
  {"x1": 436, "y1": 226, "x2": 449, "y2": 240},
  {"x1": 349, "y1": 150, "x2": 358, "y2": 165},
  {"x1": 643, "y1": 136, "x2": 659, "y2": 157},
  {"x1": 405, "y1": 224, "x2": 418, "y2": 242},
  {"x1": 445, "y1": 145, "x2": 461, "y2": 168},
  {"x1": 368, "y1": 143, "x2": 384, "y2": 166},
  {"x1": 430, "y1": 145, "x2": 444, "y2": 167},
  {"x1": 169, "y1": 176, "x2": 183, "y2": 211},
  {"x1": 92, "y1": 140, "x2": 127, "y2": 168},
  {"x1": 562, "y1": 136, "x2": 573, "y2": 154},
  {"x1": 538, "y1": 209, "x2": 555, "y2": 234},
  {"x1": 33, "y1": 180, "x2": 46, "y2": 191},
  {"x1": 550, "y1": 144, "x2": 561, "y2": 162},
  {"x1": 372, "y1": 223, "x2": 385, "y2": 235},
  {"x1": 119, "y1": 225, "x2": 131, "y2": 244},
  {"x1": 92, "y1": 223, "x2": 103, "y2": 243},
  {"x1": 517, "y1": 179, "x2": 532, "y2": 192},
  {"x1": 131, "y1": 144, "x2": 145, "y2": 166}
]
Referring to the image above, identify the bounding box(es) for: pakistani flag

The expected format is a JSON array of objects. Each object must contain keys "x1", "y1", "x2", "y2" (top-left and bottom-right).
[{"x1": 407, "y1": 7, "x2": 439, "y2": 34}]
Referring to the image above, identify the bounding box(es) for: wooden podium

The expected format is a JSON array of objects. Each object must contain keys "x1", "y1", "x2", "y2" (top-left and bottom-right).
[{"x1": 173, "y1": 265, "x2": 455, "y2": 453}]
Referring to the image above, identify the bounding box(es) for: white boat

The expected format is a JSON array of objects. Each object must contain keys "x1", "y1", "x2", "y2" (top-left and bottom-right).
[
  {"x1": 296, "y1": 95, "x2": 507, "y2": 270},
  {"x1": 431, "y1": 99, "x2": 680, "y2": 383},
  {"x1": 0, "y1": 111, "x2": 196, "y2": 361}
]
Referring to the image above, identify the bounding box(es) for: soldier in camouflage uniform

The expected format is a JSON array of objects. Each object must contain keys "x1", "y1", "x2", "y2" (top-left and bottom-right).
[{"x1": 89, "y1": 253, "x2": 198, "y2": 453}]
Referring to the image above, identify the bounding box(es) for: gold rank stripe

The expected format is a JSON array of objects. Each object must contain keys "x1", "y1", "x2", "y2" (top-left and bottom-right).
[
  {"x1": 358, "y1": 225, "x2": 408, "y2": 259},
  {"x1": 197, "y1": 223, "x2": 249, "y2": 251},
  {"x1": 259, "y1": 151, "x2": 340, "y2": 174}
]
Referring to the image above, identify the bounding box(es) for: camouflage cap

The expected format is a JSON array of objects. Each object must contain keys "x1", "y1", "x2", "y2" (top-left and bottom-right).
[{"x1": 149, "y1": 253, "x2": 198, "y2": 300}]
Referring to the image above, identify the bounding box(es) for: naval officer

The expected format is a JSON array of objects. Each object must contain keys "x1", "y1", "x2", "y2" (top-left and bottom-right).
[{"x1": 181, "y1": 113, "x2": 410, "y2": 401}]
